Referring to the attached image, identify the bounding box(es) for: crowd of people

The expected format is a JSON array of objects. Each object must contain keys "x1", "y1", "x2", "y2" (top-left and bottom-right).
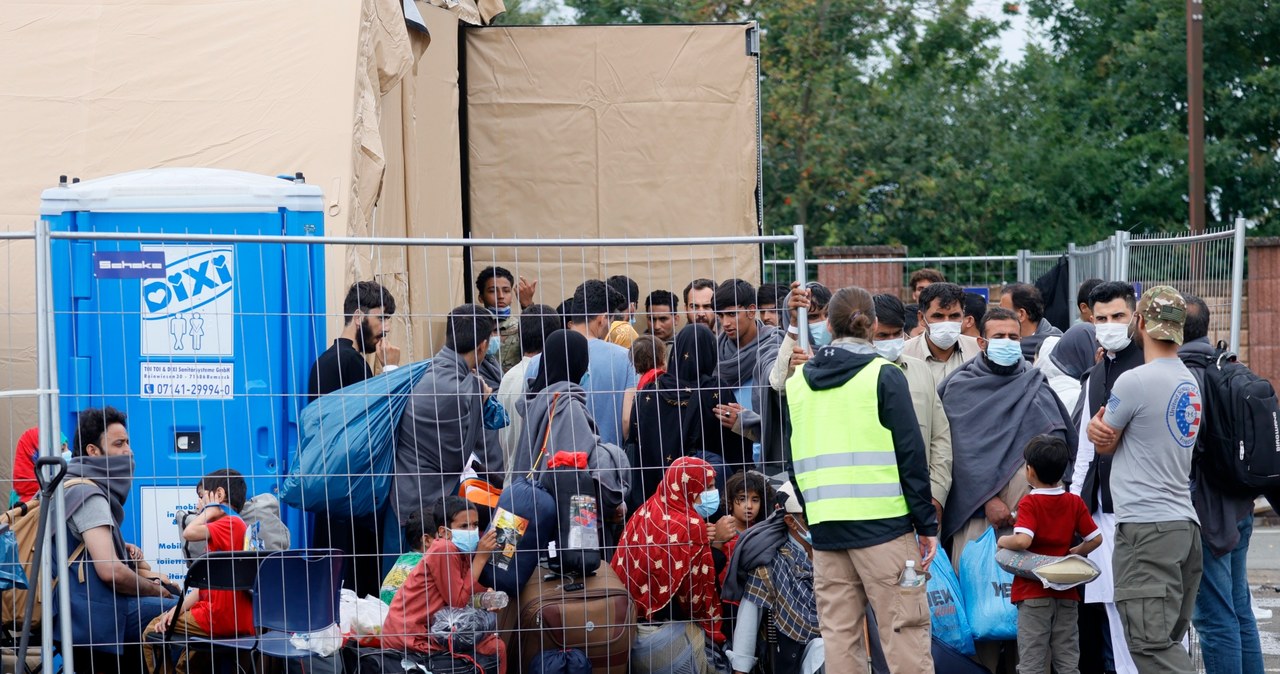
[{"x1": 24, "y1": 264, "x2": 1267, "y2": 674}]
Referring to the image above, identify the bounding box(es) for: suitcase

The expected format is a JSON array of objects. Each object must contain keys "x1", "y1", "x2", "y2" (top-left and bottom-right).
[{"x1": 512, "y1": 565, "x2": 635, "y2": 674}]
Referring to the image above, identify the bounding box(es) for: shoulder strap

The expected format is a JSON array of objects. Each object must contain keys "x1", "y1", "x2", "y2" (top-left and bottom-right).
[{"x1": 527, "y1": 392, "x2": 561, "y2": 481}]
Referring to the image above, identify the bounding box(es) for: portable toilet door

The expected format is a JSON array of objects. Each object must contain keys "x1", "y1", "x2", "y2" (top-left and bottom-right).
[{"x1": 41, "y1": 168, "x2": 326, "y2": 584}]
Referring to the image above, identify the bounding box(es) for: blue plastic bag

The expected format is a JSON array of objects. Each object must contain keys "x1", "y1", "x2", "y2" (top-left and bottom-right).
[
  {"x1": 281, "y1": 360, "x2": 432, "y2": 518},
  {"x1": 957, "y1": 526, "x2": 1017, "y2": 641},
  {"x1": 0, "y1": 525, "x2": 27, "y2": 591},
  {"x1": 927, "y1": 546, "x2": 974, "y2": 655}
]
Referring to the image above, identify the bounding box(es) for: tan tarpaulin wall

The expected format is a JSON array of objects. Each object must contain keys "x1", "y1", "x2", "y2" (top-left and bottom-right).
[
  {"x1": 462, "y1": 24, "x2": 762, "y2": 307},
  {"x1": 0, "y1": 0, "x2": 421, "y2": 479},
  {"x1": 0, "y1": 5, "x2": 761, "y2": 483}
]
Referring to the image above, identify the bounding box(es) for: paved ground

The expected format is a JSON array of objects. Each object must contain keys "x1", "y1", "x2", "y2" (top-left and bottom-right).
[{"x1": 1239, "y1": 526, "x2": 1280, "y2": 671}]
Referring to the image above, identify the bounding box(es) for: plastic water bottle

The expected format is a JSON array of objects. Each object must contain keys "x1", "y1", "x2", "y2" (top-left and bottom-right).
[
  {"x1": 899, "y1": 560, "x2": 925, "y2": 588},
  {"x1": 567, "y1": 494, "x2": 599, "y2": 550},
  {"x1": 473, "y1": 590, "x2": 509, "y2": 610}
]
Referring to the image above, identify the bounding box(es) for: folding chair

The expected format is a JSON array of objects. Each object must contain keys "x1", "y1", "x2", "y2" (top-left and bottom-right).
[
  {"x1": 146, "y1": 550, "x2": 265, "y2": 674},
  {"x1": 252, "y1": 549, "x2": 344, "y2": 663}
]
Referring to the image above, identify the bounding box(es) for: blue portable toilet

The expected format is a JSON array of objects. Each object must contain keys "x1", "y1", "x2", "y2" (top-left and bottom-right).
[{"x1": 41, "y1": 168, "x2": 326, "y2": 583}]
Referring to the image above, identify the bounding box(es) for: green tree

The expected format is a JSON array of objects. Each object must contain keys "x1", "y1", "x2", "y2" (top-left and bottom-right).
[{"x1": 494, "y1": 0, "x2": 556, "y2": 24}]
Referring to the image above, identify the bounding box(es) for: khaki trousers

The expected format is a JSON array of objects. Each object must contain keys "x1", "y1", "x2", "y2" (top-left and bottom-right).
[
  {"x1": 1113, "y1": 521, "x2": 1203, "y2": 674},
  {"x1": 813, "y1": 533, "x2": 933, "y2": 674},
  {"x1": 142, "y1": 610, "x2": 212, "y2": 674}
]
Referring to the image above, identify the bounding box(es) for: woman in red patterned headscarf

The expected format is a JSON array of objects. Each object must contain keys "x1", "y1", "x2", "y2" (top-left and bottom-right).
[{"x1": 612, "y1": 456, "x2": 724, "y2": 647}]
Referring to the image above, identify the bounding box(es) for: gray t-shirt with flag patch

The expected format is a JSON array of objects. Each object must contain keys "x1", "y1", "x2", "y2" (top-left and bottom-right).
[{"x1": 1103, "y1": 357, "x2": 1201, "y2": 525}]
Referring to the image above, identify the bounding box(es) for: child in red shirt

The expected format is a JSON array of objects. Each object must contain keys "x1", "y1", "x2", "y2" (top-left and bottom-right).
[
  {"x1": 144, "y1": 469, "x2": 253, "y2": 674},
  {"x1": 382, "y1": 497, "x2": 503, "y2": 671},
  {"x1": 715, "y1": 470, "x2": 775, "y2": 585},
  {"x1": 998, "y1": 435, "x2": 1102, "y2": 674}
]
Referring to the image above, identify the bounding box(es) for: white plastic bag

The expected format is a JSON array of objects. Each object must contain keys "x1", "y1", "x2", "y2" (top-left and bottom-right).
[{"x1": 288, "y1": 623, "x2": 343, "y2": 657}]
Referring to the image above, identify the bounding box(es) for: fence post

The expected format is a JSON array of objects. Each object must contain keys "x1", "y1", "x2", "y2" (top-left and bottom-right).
[
  {"x1": 1016, "y1": 249, "x2": 1031, "y2": 284},
  {"x1": 32, "y1": 218, "x2": 58, "y2": 667},
  {"x1": 1231, "y1": 217, "x2": 1246, "y2": 353},
  {"x1": 1115, "y1": 231, "x2": 1131, "y2": 282},
  {"x1": 1066, "y1": 243, "x2": 1078, "y2": 301},
  {"x1": 793, "y1": 225, "x2": 809, "y2": 351}
]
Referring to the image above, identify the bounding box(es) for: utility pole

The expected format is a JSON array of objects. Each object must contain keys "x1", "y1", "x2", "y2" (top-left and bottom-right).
[{"x1": 1187, "y1": 0, "x2": 1205, "y2": 232}]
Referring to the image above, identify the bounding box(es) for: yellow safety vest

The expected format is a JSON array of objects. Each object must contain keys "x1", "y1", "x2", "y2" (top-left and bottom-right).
[{"x1": 785, "y1": 357, "x2": 909, "y2": 525}]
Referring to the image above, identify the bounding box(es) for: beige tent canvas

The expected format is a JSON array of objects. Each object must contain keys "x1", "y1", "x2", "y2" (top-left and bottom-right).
[{"x1": 0, "y1": 2, "x2": 761, "y2": 481}]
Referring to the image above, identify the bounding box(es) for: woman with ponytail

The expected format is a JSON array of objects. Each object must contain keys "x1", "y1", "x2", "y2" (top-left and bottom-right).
[{"x1": 783, "y1": 286, "x2": 939, "y2": 674}]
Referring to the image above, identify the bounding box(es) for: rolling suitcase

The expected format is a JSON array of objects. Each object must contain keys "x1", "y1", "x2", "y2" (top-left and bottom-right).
[{"x1": 513, "y1": 565, "x2": 635, "y2": 674}]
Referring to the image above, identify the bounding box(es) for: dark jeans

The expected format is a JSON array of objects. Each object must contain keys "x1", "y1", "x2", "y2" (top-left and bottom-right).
[
  {"x1": 313, "y1": 507, "x2": 385, "y2": 598},
  {"x1": 1192, "y1": 515, "x2": 1263, "y2": 674}
]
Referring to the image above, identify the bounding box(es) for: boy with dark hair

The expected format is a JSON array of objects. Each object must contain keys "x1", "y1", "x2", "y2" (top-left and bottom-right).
[
  {"x1": 308, "y1": 280, "x2": 400, "y2": 401},
  {"x1": 998, "y1": 435, "x2": 1101, "y2": 674},
  {"x1": 383, "y1": 496, "x2": 502, "y2": 669},
  {"x1": 145, "y1": 469, "x2": 253, "y2": 673},
  {"x1": 476, "y1": 265, "x2": 538, "y2": 373},
  {"x1": 380, "y1": 509, "x2": 439, "y2": 605}
]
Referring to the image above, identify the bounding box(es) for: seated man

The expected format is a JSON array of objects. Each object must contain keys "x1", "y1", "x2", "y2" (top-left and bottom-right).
[
  {"x1": 724, "y1": 481, "x2": 824, "y2": 674},
  {"x1": 937, "y1": 307, "x2": 1076, "y2": 672},
  {"x1": 59, "y1": 407, "x2": 176, "y2": 668}
]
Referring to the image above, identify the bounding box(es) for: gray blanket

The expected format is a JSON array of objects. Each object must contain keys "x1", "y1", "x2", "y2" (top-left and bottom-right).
[
  {"x1": 515, "y1": 381, "x2": 630, "y2": 506},
  {"x1": 938, "y1": 355, "x2": 1076, "y2": 539}
]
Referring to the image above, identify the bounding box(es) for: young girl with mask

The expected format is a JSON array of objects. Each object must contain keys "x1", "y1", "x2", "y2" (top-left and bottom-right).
[{"x1": 381, "y1": 496, "x2": 504, "y2": 670}]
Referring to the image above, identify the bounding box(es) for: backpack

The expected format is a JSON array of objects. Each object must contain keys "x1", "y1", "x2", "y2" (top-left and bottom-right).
[
  {"x1": 1181, "y1": 341, "x2": 1280, "y2": 494},
  {"x1": 181, "y1": 493, "x2": 291, "y2": 563},
  {"x1": 0, "y1": 479, "x2": 94, "y2": 632},
  {"x1": 528, "y1": 649, "x2": 592, "y2": 674}
]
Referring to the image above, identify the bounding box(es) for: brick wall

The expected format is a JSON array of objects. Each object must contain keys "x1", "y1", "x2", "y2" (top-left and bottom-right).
[
  {"x1": 1246, "y1": 237, "x2": 1280, "y2": 384},
  {"x1": 813, "y1": 245, "x2": 906, "y2": 297}
]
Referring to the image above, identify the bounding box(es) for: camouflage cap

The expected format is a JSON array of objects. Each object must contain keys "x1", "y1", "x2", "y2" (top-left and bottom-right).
[{"x1": 1136, "y1": 285, "x2": 1187, "y2": 345}]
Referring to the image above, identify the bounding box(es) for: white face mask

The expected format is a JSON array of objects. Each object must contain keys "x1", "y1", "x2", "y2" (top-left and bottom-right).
[
  {"x1": 874, "y1": 337, "x2": 905, "y2": 362},
  {"x1": 927, "y1": 321, "x2": 962, "y2": 350},
  {"x1": 1096, "y1": 321, "x2": 1133, "y2": 353}
]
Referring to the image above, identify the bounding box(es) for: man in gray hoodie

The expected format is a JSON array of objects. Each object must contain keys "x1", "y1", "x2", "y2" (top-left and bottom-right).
[{"x1": 393, "y1": 305, "x2": 504, "y2": 531}]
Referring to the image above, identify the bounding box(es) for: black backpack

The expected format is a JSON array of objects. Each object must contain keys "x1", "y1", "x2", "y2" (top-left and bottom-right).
[{"x1": 1181, "y1": 341, "x2": 1280, "y2": 494}]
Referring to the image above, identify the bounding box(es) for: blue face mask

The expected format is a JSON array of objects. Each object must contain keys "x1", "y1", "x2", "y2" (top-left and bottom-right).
[
  {"x1": 796, "y1": 523, "x2": 813, "y2": 546},
  {"x1": 809, "y1": 321, "x2": 832, "y2": 348},
  {"x1": 494, "y1": 306, "x2": 512, "y2": 318},
  {"x1": 483, "y1": 395, "x2": 510, "y2": 430},
  {"x1": 451, "y1": 528, "x2": 480, "y2": 553},
  {"x1": 986, "y1": 338, "x2": 1023, "y2": 367},
  {"x1": 694, "y1": 489, "x2": 720, "y2": 520},
  {"x1": 486, "y1": 336, "x2": 501, "y2": 360}
]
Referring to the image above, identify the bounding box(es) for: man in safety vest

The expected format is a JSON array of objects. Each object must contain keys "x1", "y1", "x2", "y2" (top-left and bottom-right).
[{"x1": 785, "y1": 285, "x2": 938, "y2": 674}]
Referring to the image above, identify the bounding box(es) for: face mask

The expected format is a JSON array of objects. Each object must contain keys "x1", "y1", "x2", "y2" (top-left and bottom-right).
[
  {"x1": 874, "y1": 337, "x2": 905, "y2": 362},
  {"x1": 486, "y1": 337, "x2": 500, "y2": 360},
  {"x1": 450, "y1": 528, "x2": 480, "y2": 553},
  {"x1": 795, "y1": 523, "x2": 813, "y2": 546},
  {"x1": 494, "y1": 306, "x2": 512, "y2": 318},
  {"x1": 1096, "y1": 321, "x2": 1133, "y2": 353},
  {"x1": 693, "y1": 489, "x2": 720, "y2": 520},
  {"x1": 578, "y1": 371, "x2": 591, "y2": 389},
  {"x1": 809, "y1": 321, "x2": 832, "y2": 348},
  {"x1": 483, "y1": 395, "x2": 510, "y2": 430},
  {"x1": 986, "y1": 338, "x2": 1023, "y2": 367},
  {"x1": 927, "y1": 321, "x2": 962, "y2": 350}
]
